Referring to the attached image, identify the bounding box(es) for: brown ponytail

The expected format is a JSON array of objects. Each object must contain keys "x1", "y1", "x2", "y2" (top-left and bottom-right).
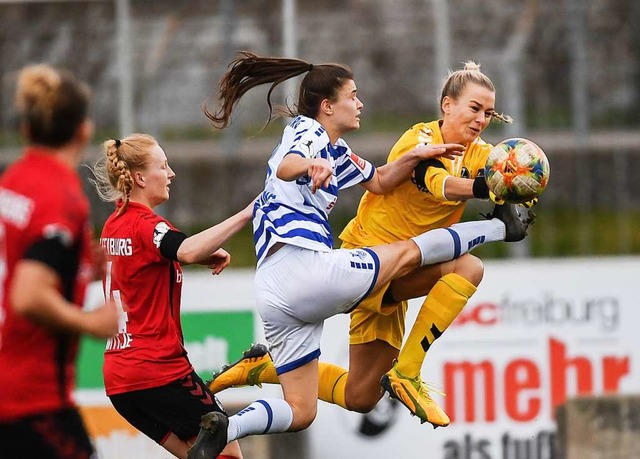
[{"x1": 205, "y1": 51, "x2": 353, "y2": 130}]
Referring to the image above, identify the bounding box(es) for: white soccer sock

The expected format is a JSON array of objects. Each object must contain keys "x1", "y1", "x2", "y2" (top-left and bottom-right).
[
  {"x1": 411, "y1": 219, "x2": 505, "y2": 266},
  {"x1": 226, "y1": 398, "x2": 294, "y2": 442}
]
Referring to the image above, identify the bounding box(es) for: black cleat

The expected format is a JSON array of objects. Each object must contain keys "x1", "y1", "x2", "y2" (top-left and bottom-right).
[
  {"x1": 483, "y1": 203, "x2": 535, "y2": 242},
  {"x1": 187, "y1": 411, "x2": 229, "y2": 459}
]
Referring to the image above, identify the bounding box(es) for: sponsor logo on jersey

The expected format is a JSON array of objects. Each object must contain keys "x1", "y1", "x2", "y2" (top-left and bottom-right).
[
  {"x1": 300, "y1": 139, "x2": 315, "y2": 159},
  {"x1": 350, "y1": 152, "x2": 367, "y2": 171},
  {"x1": 417, "y1": 127, "x2": 433, "y2": 145},
  {"x1": 153, "y1": 222, "x2": 171, "y2": 248}
]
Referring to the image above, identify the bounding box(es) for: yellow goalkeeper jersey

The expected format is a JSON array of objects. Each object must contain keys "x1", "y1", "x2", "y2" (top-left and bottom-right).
[{"x1": 340, "y1": 120, "x2": 492, "y2": 246}]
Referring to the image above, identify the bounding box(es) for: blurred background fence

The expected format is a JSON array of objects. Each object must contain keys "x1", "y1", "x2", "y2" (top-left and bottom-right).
[{"x1": 1, "y1": 0, "x2": 639, "y2": 262}]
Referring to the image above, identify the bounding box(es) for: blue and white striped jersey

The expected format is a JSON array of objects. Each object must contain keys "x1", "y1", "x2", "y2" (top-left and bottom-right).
[{"x1": 253, "y1": 115, "x2": 375, "y2": 266}]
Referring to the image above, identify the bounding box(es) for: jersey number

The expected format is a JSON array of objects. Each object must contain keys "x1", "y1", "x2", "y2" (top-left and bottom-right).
[{"x1": 104, "y1": 261, "x2": 132, "y2": 350}]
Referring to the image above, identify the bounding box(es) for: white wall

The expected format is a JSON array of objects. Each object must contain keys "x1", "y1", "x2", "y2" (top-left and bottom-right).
[
  {"x1": 79, "y1": 257, "x2": 640, "y2": 459},
  {"x1": 308, "y1": 257, "x2": 640, "y2": 459}
]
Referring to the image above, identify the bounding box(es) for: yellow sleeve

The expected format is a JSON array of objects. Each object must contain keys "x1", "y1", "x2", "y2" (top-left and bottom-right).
[
  {"x1": 422, "y1": 165, "x2": 451, "y2": 200},
  {"x1": 391, "y1": 122, "x2": 454, "y2": 202},
  {"x1": 418, "y1": 138, "x2": 493, "y2": 201}
]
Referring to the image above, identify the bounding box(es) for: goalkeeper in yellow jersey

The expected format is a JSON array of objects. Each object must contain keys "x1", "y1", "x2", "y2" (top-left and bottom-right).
[{"x1": 208, "y1": 61, "x2": 534, "y2": 428}]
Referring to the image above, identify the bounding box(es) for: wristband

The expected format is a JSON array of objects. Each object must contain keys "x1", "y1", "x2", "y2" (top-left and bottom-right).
[{"x1": 472, "y1": 176, "x2": 490, "y2": 199}]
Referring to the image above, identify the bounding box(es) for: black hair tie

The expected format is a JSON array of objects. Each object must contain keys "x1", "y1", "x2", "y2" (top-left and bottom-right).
[{"x1": 114, "y1": 139, "x2": 121, "y2": 148}]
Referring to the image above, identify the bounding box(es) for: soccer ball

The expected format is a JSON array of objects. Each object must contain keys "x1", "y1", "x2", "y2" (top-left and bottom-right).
[{"x1": 484, "y1": 138, "x2": 550, "y2": 203}]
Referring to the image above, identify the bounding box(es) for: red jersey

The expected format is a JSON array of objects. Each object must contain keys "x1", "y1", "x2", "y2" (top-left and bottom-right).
[
  {"x1": 0, "y1": 148, "x2": 93, "y2": 421},
  {"x1": 101, "y1": 201, "x2": 191, "y2": 396}
]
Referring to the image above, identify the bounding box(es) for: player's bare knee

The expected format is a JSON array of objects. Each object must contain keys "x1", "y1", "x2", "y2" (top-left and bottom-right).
[
  {"x1": 379, "y1": 240, "x2": 422, "y2": 280},
  {"x1": 346, "y1": 395, "x2": 378, "y2": 413},
  {"x1": 345, "y1": 384, "x2": 381, "y2": 413},
  {"x1": 290, "y1": 408, "x2": 317, "y2": 431},
  {"x1": 454, "y1": 254, "x2": 484, "y2": 286}
]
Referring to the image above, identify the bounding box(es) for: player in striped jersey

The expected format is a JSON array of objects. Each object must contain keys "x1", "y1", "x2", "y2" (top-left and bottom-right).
[{"x1": 188, "y1": 53, "x2": 533, "y2": 458}]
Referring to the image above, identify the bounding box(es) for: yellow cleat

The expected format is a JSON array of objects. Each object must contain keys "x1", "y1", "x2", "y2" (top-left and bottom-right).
[
  {"x1": 380, "y1": 364, "x2": 450, "y2": 428},
  {"x1": 207, "y1": 343, "x2": 272, "y2": 394}
]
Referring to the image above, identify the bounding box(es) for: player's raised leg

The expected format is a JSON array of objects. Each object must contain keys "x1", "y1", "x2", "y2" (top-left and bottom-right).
[{"x1": 208, "y1": 343, "x2": 276, "y2": 392}]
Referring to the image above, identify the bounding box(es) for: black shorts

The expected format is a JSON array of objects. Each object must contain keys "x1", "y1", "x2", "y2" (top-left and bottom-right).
[
  {"x1": 109, "y1": 371, "x2": 226, "y2": 445},
  {"x1": 0, "y1": 408, "x2": 95, "y2": 459}
]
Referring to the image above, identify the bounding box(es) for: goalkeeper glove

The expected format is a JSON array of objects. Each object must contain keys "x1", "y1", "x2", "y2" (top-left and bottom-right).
[
  {"x1": 488, "y1": 190, "x2": 506, "y2": 205},
  {"x1": 473, "y1": 176, "x2": 506, "y2": 204},
  {"x1": 474, "y1": 176, "x2": 539, "y2": 207},
  {"x1": 519, "y1": 197, "x2": 539, "y2": 209}
]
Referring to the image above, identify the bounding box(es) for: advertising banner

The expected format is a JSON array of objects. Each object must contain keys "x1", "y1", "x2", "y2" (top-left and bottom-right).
[
  {"x1": 75, "y1": 259, "x2": 640, "y2": 458},
  {"x1": 307, "y1": 257, "x2": 640, "y2": 459}
]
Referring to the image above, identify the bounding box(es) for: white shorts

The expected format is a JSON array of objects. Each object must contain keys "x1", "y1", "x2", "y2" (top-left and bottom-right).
[{"x1": 255, "y1": 244, "x2": 380, "y2": 375}]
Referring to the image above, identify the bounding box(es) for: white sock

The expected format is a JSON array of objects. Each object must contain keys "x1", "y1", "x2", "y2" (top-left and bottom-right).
[
  {"x1": 227, "y1": 398, "x2": 294, "y2": 442},
  {"x1": 411, "y1": 219, "x2": 505, "y2": 266}
]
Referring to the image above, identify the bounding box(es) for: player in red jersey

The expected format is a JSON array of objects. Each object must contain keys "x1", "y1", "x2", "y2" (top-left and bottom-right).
[
  {"x1": 90, "y1": 133, "x2": 251, "y2": 459},
  {"x1": 0, "y1": 65, "x2": 119, "y2": 458}
]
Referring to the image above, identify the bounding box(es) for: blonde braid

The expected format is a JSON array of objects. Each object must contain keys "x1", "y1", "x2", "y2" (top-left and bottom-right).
[
  {"x1": 89, "y1": 134, "x2": 159, "y2": 215},
  {"x1": 106, "y1": 142, "x2": 134, "y2": 215}
]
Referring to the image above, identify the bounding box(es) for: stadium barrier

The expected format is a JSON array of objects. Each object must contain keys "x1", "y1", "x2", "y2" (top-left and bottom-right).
[
  {"x1": 556, "y1": 395, "x2": 640, "y2": 458},
  {"x1": 78, "y1": 257, "x2": 640, "y2": 459}
]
